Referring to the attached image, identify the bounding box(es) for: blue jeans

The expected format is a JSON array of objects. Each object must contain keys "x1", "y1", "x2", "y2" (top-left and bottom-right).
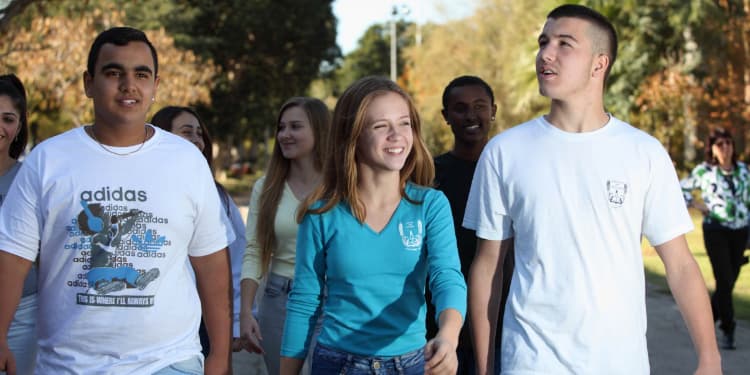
[
  {"x1": 312, "y1": 343, "x2": 424, "y2": 375},
  {"x1": 152, "y1": 356, "x2": 203, "y2": 375}
]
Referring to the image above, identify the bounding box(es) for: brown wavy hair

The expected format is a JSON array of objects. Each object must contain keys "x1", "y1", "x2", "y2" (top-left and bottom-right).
[
  {"x1": 298, "y1": 76, "x2": 434, "y2": 223},
  {"x1": 256, "y1": 97, "x2": 330, "y2": 276}
]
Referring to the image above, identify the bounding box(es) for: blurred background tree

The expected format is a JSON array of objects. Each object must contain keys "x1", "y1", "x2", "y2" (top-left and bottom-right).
[{"x1": 1, "y1": 0, "x2": 749, "y2": 176}]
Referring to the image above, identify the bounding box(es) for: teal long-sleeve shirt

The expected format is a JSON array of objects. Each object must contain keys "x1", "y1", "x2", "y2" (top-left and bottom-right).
[{"x1": 281, "y1": 183, "x2": 467, "y2": 357}]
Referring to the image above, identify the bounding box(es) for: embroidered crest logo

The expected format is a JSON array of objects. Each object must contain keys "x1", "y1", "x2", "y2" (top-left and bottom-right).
[
  {"x1": 398, "y1": 220, "x2": 423, "y2": 251},
  {"x1": 607, "y1": 180, "x2": 628, "y2": 207}
]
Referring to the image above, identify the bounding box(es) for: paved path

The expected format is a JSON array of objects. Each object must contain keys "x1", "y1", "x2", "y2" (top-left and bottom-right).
[{"x1": 646, "y1": 282, "x2": 750, "y2": 374}]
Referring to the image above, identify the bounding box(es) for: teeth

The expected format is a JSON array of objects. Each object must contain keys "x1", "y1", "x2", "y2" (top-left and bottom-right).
[
  {"x1": 466, "y1": 125, "x2": 479, "y2": 129},
  {"x1": 385, "y1": 148, "x2": 404, "y2": 154},
  {"x1": 123, "y1": 99, "x2": 136, "y2": 105}
]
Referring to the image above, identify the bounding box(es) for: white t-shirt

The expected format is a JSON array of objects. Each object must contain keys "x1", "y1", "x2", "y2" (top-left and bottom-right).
[
  {"x1": 463, "y1": 116, "x2": 693, "y2": 374},
  {"x1": 0, "y1": 126, "x2": 234, "y2": 374}
]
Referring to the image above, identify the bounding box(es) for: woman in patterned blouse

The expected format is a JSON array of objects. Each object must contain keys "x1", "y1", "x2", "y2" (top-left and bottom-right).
[{"x1": 681, "y1": 127, "x2": 750, "y2": 350}]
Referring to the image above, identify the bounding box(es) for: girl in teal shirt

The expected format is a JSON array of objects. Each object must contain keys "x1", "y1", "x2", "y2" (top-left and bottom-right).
[{"x1": 281, "y1": 76, "x2": 466, "y2": 375}]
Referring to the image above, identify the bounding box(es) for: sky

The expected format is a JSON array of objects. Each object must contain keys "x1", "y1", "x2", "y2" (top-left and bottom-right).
[{"x1": 333, "y1": 0, "x2": 478, "y2": 54}]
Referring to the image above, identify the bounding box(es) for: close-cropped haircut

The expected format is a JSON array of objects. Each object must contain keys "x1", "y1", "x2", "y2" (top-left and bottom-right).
[
  {"x1": 441, "y1": 75, "x2": 495, "y2": 109},
  {"x1": 0, "y1": 74, "x2": 29, "y2": 159},
  {"x1": 547, "y1": 4, "x2": 618, "y2": 83},
  {"x1": 299, "y1": 76, "x2": 434, "y2": 223},
  {"x1": 151, "y1": 106, "x2": 213, "y2": 168},
  {"x1": 255, "y1": 97, "x2": 331, "y2": 276},
  {"x1": 87, "y1": 27, "x2": 158, "y2": 77}
]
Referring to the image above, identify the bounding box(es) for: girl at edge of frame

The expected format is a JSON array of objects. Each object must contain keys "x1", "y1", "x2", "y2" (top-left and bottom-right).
[
  {"x1": 0, "y1": 73, "x2": 36, "y2": 375},
  {"x1": 279, "y1": 76, "x2": 467, "y2": 375},
  {"x1": 240, "y1": 97, "x2": 331, "y2": 375},
  {"x1": 150, "y1": 106, "x2": 248, "y2": 355}
]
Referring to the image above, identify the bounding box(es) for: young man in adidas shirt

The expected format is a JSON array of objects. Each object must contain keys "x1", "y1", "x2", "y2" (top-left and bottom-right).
[
  {"x1": 0, "y1": 27, "x2": 233, "y2": 374},
  {"x1": 463, "y1": 5, "x2": 721, "y2": 375}
]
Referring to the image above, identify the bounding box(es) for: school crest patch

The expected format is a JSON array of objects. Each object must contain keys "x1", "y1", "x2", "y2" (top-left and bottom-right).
[
  {"x1": 398, "y1": 220, "x2": 423, "y2": 251},
  {"x1": 607, "y1": 180, "x2": 627, "y2": 207}
]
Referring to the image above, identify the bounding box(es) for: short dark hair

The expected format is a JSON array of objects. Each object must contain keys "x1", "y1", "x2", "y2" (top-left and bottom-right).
[
  {"x1": 151, "y1": 106, "x2": 212, "y2": 166},
  {"x1": 0, "y1": 74, "x2": 29, "y2": 159},
  {"x1": 547, "y1": 4, "x2": 617, "y2": 83},
  {"x1": 705, "y1": 127, "x2": 736, "y2": 166},
  {"x1": 441, "y1": 75, "x2": 495, "y2": 109},
  {"x1": 87, "y1": 27, "x2": 158, "y2": 77}
]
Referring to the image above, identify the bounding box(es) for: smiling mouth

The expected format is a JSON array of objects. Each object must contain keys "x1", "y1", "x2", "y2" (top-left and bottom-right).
[{"x1": 385, "y1": 147, "x2": 404, "y2": 154}]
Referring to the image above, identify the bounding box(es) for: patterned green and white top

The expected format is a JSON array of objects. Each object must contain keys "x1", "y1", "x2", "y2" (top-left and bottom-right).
[{"x1": 680, "y1": 161, "x2": 750, "y2": 229}]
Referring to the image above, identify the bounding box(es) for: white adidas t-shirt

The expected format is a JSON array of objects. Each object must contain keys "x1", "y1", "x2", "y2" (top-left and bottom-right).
[
  {"x1": 0, "y1": 126, "x2": 234, "y2": 374},
  {"x1": 463, "y1": 116, "x2": 693, "y2": 374}
]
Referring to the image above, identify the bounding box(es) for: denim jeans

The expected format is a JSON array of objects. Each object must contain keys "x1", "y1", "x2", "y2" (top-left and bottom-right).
[
  {"x1": 152, "y1": 356, "x2": 203, "y2": 375},
  {"x1": 312, "y1": 343, "x2": 424, "y2": 375}
]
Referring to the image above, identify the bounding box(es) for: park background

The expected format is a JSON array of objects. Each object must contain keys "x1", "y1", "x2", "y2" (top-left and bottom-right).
[{"x1": 0, "y1": 0, "x2": 749, "y2": 322}]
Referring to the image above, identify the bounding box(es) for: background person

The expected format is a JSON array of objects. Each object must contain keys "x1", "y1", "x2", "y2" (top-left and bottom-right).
[
  {"x1": 0, "y1": 74, "x2": 34, "y2": 375},
  {"x1": 239, "y1": 97, "x2": 330, "y2": 375},
  {"x1": 151, "y1": 106, "x2": 248, "y2": 356},
  {"x1": 429, "y1": 75, "x2": 511, "y2": 374},
  {"x1": 681, "y1": 127, "x2": 750, "y2": 350},
  {"x1": 280, "y1": 76, "x2": 466, "y2": 375}
]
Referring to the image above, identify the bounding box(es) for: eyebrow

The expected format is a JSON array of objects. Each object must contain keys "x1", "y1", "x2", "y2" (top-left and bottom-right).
[
  {"x1": 177, "y1": 124, "x2": 199, "y2": 130},
  {"x1": 99, "y1": 63, "x2": 154, "y2": 75},
  {"x1": 1, "y1": 111, "x2": 18, "y2": 117},
  {"x1": 538, "y1": 33, "x2": 579, "y2": 43}
]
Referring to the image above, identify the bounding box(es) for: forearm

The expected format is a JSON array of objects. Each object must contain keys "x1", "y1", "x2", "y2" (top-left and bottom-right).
[
  {"x1": 240, "y1": 278, "x2": 259, "y2": 319},
  {"x1": 469, "y1": 239, "x2": 505, "y2": 375},
  {"x1": 191, "y1": 249, "x2": 232, "y2": 372},
  {"x1": 0, "y1": 252, "x2": 32, "y2": 340},
  {"x1": 435, "y1": 308, "x2": 463, "y2": 348},
  {"x1": 665, "y1": 256, "x2": 720, "y2": 365},
  {"x1": 656, "y1": 236, "x2": 720, "y2": 369}
]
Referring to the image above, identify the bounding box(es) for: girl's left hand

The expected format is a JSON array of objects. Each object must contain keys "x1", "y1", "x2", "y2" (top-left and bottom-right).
[{"x1": 424, "y1": 336, "x2": 458, "y2": 375}]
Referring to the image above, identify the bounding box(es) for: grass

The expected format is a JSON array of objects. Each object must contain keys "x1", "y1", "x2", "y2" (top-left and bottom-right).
[{"x1": 642, "y1": 209, "x2": 750, "y2": 322}]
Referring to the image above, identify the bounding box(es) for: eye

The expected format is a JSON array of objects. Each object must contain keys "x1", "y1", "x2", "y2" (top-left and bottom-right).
[
  {"x1": 105, "y1": 70, "x2": 121, "y2": 78},
  {"x1": 400, "y1": 120, "x2": 412, "y2": 127},
  {"x1": 136, "y1": 72, "x2": 151, "y2": 79},
  {"x1": 2, "y1": 116, "x2": 16, "y2": 124}
]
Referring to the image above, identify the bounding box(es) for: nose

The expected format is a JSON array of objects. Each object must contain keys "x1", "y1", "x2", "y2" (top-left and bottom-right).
[
  {"x1": 538, "y1": 45, "x2": 554, "y2": 63},
  {"x1": 119, "y1": 73, "x2": 135, "y2": 92}
]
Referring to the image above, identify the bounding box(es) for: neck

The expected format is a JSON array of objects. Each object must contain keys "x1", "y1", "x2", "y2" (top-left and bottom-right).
[
  {"x1": 357, "y1": 167, "x2": 401, "y2": 206},
  {"x1": 0, "y1": 154, "x2": 16, "y2": 177},
  {"x1": 546, "y1": 94, "x2": 608, "y2": 133},
  {"x1": 719, "y1": 161, "x2": 734, "y2": 171},
  {"x1": 452, "y1": 139, "x2": 487, "y2": 161},
  {"x1": 90, "y1": 122, "x2": 150, "y2": 147},
  {"x1": 288, "y1": 156, "x2": 320, "y2": 186}
]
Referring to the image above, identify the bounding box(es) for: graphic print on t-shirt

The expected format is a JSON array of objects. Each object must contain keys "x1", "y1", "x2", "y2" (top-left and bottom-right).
[
  {"x1": 607, "y1": 180, "x2": 628, "y2": 207},
  {"x1": 398, "y1": 219, "x2": 423, "y2": 251},
  {"x1": 66, "y1": 186, "x2": 169, "y2": 307}
]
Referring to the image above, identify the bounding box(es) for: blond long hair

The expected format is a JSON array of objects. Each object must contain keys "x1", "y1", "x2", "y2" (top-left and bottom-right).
[
  {"x1": 256, "y1": 97, "x2": 330, "y2": 276},
  {"x1": 299, "y1": 76, "x2": 434, "y2": 223}
]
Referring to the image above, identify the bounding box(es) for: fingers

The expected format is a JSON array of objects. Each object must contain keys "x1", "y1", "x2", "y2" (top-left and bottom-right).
[{"x1": 424, "y1": 339, "x2": 457, "y2": 375}]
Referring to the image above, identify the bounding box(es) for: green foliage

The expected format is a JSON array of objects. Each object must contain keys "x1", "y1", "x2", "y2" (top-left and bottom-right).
[{"x1": 164, "y1": 0, "x2": 339, "y2": 143}]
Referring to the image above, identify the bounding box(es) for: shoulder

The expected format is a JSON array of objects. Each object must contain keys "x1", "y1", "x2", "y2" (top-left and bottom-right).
[
  {"x1": 406, "y1": 183, "x2": 448, "y2": 206},
  {"x1": 484, "y1": 117, "x2": 541, "y2": 151}
]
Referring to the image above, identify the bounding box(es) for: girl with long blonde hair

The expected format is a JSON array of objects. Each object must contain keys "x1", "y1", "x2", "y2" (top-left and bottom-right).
[{"x1": 240, "y1": 97, "x2": 330, "y2": 374}]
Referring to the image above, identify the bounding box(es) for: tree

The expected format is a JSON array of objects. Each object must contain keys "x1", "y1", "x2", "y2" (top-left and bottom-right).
[
  {"x1": 0, "y1": 1, "x2": 216, "y2": 145},
  {"x1": 165, "y1": 0, "x2": 339, "y2": 149}
]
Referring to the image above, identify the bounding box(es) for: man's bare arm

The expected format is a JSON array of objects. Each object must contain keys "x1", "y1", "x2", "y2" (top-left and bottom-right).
[
  {"x1": 469, "y1": 238, "x2": 511, "y2": 375},
  {"x1": 191, "y1": 249, "x2": 232, "y2": 375},
  {"x1": 654, "y1": 235, "x2": 721, "y2": 374}
]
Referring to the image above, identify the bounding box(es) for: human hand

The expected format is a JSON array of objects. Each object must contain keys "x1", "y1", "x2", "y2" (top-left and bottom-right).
[
  {"x1": 424, "y1": 336, "x2": 458, "y2": 375},
  {"x1": 232, "y1": 337, "x2": 244, "y2": 352},
  {"x1": 240, "y1": 313, "x2": 264, "y2": 354},
  {"x1": 0, "y1": 341, "x2": 16, "y2": 375}
]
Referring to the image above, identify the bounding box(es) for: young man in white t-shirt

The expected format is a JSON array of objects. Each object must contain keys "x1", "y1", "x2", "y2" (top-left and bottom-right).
[
  {"x1": 463, "y1": 4, "x2": 721, "y2": 375},
  {"x1": 0, "y1": 27, "x2": 234, "y2": 374}
]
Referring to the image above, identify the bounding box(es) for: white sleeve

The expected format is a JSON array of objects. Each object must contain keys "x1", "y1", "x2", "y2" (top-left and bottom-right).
[
  {"x1": 462, "y1": 141, "x2": 514, "y2": 241},
  {"x1": 642, "y1": 144, "x2": 694, "y2": 246},
  {"x1": 188, "y1": 163, "x2": 235, "y2": 257},
  {"x1": 0, "y1": 159, "x2": 42, "y2": 261}
]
